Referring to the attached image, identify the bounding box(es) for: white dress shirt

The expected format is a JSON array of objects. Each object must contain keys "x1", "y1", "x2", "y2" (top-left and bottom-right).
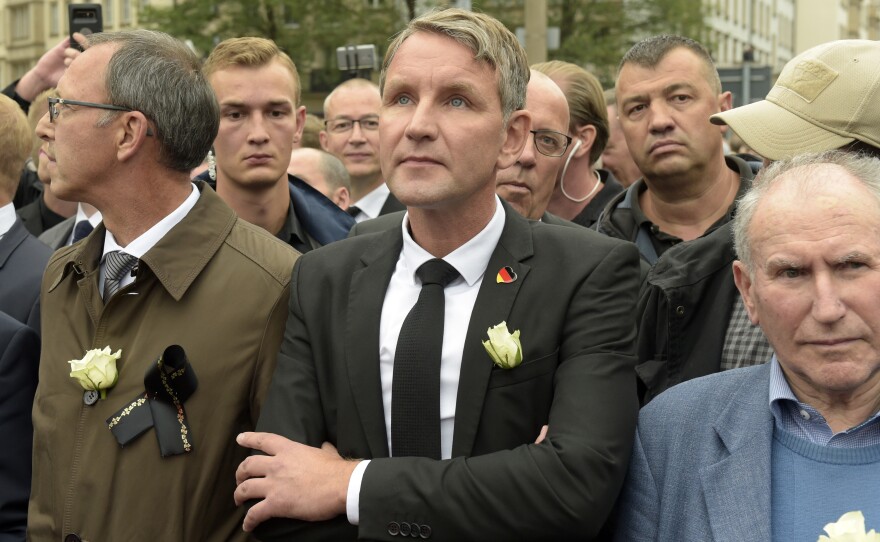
[
  {"x1": 0, "y1": 202, "x2": 16, "y2": 241},
  {"x1": 351, "y1": 183, "x2": 391, "y2": 223},
  {"x1": 346, "y1": 196, "x2": 506, "y2": 524},
  {"x1": 99, "y1": 184, "x2": 199, "y2": 298}
]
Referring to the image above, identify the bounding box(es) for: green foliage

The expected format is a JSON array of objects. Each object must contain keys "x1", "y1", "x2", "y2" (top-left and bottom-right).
[
  {"x1": 140, "y1": 0, "x2": 710, "y2": 89},
  {"x1": 140, "y1": 0, "x2": 405, "y2": 70},
  {"x1": 475, "y1": 0, "x2": 710, "y2": 87}
]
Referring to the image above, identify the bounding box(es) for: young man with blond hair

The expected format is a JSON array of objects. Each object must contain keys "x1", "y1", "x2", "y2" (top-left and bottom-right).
[{"x1": 202, "y1": 37, "x2": 353, "y2": 252}]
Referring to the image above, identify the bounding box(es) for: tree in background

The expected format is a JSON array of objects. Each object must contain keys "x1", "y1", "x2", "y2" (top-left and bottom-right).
[
  {"x1": 140, "y1": 0, "x2": 709, "y2": 90},
  {"x1": 479, "y1": 0, "x2": 710, "y2": 87},
  {"x1": 139, "y1": 0, "x2": 404, "y2": 78}
]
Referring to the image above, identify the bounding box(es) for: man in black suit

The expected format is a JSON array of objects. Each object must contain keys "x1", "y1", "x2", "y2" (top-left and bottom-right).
[
  {"x1": 0, "y1": 311, "x2": 40, "y2": 541},
  {"x1": 0, "y1": 94, "x2": 51, "y2": 327},
  {"x1": 235, "y1": 9, "x2": 640, "y2": 541}
]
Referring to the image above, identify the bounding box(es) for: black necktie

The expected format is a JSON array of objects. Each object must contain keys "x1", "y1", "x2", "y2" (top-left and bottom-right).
[
  {"x1": 72, "y1": 220, "x2": 94, "y2": 243},
  {"x1": 103, "y1": 251, "x2": 138, "y2": 302},
  {"x1": 347, "y1": 205, "x2": 361, "y2": 218},
  {"x1": 391, "y1": 258, "x2": 460, "y2": 459}
]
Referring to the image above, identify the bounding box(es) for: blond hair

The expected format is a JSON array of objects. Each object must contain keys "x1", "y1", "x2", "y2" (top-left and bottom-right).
[{"x1": 204, "y1": 37, "x2": 301, "y2": 105}]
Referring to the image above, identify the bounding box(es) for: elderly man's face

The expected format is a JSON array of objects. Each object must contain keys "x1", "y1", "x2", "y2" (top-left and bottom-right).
[
  {"x1": 734, "y1": 165, "x2": 880, "y2": 400},
  {"x1": 496, "y1": 74, "x2": 569, "y2": 220}
]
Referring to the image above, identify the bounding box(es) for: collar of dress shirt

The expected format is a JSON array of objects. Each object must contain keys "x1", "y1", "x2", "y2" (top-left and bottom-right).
[
  {"x1": 352, "y1": 183, "x2": 390, "y2": 221},
  {"x1": 101, "y1": 183, "x2": 199, "y2": 261},
  {"x1": 399, "y1": 195, "x2": 505, "y2": 288},
  {"x1": 0, "y1": 202, "x2": 16, "y2": 239},
  {"x1": 769, "y1": 355, "x2": 880, "y2": 441},
  {"x1": 74, "y1": 203, "x2": 103, "y2": 228}
]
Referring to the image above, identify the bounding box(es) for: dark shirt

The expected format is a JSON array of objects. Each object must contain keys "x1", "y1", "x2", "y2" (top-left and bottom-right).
[
  {"x1": 622, "y1": 155, "x2": 753, "y2": 258},
  {"x1": 276, "y1": 199, "x2": 317, "y2": 254}
]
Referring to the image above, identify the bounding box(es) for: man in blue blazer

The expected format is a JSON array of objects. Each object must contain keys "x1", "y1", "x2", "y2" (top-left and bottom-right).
[
  {"x1": 615, "y1": 151, "x2": 880, "y2": 541},
  {"x1": 234, "y1": 8, "x2": 642, "y2": 541}
]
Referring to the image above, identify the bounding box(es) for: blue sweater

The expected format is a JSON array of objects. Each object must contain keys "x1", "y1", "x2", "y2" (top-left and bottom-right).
[{"x1": 771, "y1": 427, "x2": 880, "y2": 541}]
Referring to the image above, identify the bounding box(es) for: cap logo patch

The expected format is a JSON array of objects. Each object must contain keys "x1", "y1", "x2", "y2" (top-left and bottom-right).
[{"x1": 781, "y1": 59, "x2": 838, "y2": 103}]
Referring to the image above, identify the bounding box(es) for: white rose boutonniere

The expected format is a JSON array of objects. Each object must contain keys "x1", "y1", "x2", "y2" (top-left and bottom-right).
[
  {"x1": 69, "y1": 346, "x2": 121, "y2": 399},
  {"x1": 482, "y1": 321, "x2": 523, "y2": 369},
  {"x1": 819, "y1": 511, "x2": 880, "y2": 542}
]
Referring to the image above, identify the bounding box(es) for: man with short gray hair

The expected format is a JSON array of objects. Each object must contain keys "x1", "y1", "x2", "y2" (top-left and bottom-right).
[
  {"x1": 616, "y1": 151, "x2": 880, "y2": 541},
  {"x1": 30, "y1": 29, "x2": 298, "y2": 541}
]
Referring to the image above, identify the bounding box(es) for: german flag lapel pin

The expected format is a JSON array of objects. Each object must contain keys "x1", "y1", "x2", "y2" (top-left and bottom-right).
[{"x1": 496, "y1": 266, "x2": 517, "y2": 284}]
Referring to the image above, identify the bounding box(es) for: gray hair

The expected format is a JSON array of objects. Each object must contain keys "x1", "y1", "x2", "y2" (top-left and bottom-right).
[
  {"x1": 379, "y1": 8, "x2": 528, "y2": 124},
  {"x1": 734, "y1": 150, "x2": 880, "y2": 272},
  {"x1": 89, "y1": 30, "x2": 219, "y2": 172},
  {"x1": 618, "y1": 35, "x2": 721, "y2": 94}
]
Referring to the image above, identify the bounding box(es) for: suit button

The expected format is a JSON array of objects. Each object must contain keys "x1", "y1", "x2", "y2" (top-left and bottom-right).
[
  {"x1": 409, "y1": 523, "x2": 420, "y2": 537},
  {"x1": 83, "y1": 390, "x2": 99, "y2": 406},
  {"x1": 387, "y1": 521, "x2": 400, "y2": 536},
  {"x1": 420, "y1": 524, "x2": 432, "y2": 539},
  {"x1": 65, "y1": 535, "x2": 82, "y2": 542},
  {"x1": 399, "y1": 521, "x2": 411, "y2": 536}
]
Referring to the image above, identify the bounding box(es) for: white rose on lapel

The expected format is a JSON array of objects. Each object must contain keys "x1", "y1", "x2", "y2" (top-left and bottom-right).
[
  {"x1": 482, "y1": 321, "x2": 523, "y2": 369},
  {"x1": 818, "y1": 511, "x2": 880, "y2": 542},
  {"x1": 69, "y1": 346, "x2": 121, "y2": 399}
]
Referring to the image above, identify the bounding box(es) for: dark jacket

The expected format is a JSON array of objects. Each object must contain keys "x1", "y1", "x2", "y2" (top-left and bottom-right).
[
  {"x1": 195, "y1": 172, "x2": 354, "y2": 252},
  {"x1": 636, "y1": 220, "x2": 743, "y2": 403},
  {"x1": 595, "y1": 155, "x2": 755, "y2": 263}
]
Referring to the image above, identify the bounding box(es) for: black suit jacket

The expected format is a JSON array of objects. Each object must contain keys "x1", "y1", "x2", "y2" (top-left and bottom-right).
[
  {"x1": 256, "y1": 202, "x2": 640, "y2": 540},
  {"x1": 0, "y1": 311, "x2": 40, "y2": 542},
  {"x1": 378, "y1": 192, "x2": 405, "y2": 216},
  {"x1": 0, "y1": 218, "x2": 51, "y2": 327}
]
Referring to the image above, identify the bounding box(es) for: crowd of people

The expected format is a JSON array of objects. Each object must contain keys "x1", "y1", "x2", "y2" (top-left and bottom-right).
[{"x1": 1, "y1": 7, "x2": 879, "y2": 541}]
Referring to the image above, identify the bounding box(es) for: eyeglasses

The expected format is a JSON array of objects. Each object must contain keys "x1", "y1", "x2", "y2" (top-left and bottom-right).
[
  {"x1": 530, "y1": 129, "x2": 572, "y2": 157},
  {"x1": 48, "y1": 96, "x2": 134, "y2": 123},
  {"x1": 325, "y1": 116, "x2": 380, "y2": 134}
]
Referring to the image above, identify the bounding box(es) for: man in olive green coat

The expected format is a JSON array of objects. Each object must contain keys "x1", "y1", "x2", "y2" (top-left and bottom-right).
[{"x1": 28, "y1": 30, "x2": 298, "y2": 541}]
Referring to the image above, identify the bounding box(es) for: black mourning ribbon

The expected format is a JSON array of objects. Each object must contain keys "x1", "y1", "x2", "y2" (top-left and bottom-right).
[{"x1": 106, "y1": 345, "x2": 198, "y2": 457}]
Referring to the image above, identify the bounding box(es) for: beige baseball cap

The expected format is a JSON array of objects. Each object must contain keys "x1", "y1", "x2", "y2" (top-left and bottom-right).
[{"x1": 710, "y1": 40, "x2": 880, "y2": 160}]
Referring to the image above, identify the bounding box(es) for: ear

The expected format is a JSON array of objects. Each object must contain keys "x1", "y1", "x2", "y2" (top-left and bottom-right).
[
  {"x1": 333, "y1": 186, "x2": 351, "y2": 210},
  {"x1": 496, "y1": 110, "x2": 531, "y2": 170},
  {"x1": 293, "y1": 105, "x2": 307, "y2": 145},
  {"x1": 732, "y1": 260, "x2": 759, "y2": 325},
  {"x1": 716, "y1": 91, "x2": 734, "y2": 135},
  {"x1": 318, "y1": 130, "x2": 330, "y2": 151},
  {"x1": 116, "y1": 111, "x2": 153, "y2": 163},
  {"x1": 573, "y1": 123, "x2": 597, "y2": 160},
  {"x1": 718, "y1": 90, "x2": 733, "y2": 113}
]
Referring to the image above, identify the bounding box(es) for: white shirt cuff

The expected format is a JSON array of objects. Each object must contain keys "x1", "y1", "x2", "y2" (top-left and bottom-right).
[{"x1": 346, "y1": 459, "x2": 370, "y2": 525}]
